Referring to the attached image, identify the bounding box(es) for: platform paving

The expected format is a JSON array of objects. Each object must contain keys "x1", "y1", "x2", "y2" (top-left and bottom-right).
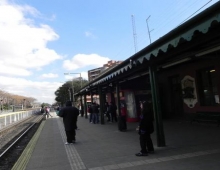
[{"x1": 25, "y1": 112, "x2": 220, "y2": 170}]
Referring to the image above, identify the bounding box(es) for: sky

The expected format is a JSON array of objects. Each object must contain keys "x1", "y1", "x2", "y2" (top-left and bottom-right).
[{"x1": 0, "y1": 0, "x2": 219, "y2": 104}]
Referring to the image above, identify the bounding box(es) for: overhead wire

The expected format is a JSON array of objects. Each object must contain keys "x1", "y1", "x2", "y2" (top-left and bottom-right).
[
  {"x1": 112, "y1": 0, "x2": 217, "y2": 60},
  {"x1": 137, "y1": 0, "x2": 215, "y2": 50},
  {"x1": 130, "y1": 0, "x2": 192, "y2": 52},
  {"x1": 178, "y1": 0, "x2": 212, "y2": 26}
]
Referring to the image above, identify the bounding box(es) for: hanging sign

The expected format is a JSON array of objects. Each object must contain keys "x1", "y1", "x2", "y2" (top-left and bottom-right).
[{"x1": 181, "y1": 75, "x2": 198, "y2": 108}]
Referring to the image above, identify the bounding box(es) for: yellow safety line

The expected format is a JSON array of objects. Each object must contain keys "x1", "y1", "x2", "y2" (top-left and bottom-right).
[{"x1": 11, "y1": 120, "x2": 46, "y2": 170}]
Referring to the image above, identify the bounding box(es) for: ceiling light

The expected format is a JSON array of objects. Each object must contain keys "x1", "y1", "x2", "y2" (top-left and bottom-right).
[
  {"x1": 195, "y1": 46, "x2": 220, "y2": 57},
  {"x1": 162, "y1": 58, "x2": 191, "y2": 68}
]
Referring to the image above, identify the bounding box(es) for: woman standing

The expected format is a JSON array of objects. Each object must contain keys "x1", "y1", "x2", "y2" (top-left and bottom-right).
[{"x1": 118, "y1": 103, "x2": 127, "y2": 131}]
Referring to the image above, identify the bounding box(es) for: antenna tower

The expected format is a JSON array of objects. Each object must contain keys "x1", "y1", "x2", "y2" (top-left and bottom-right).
[{"x1": 131, "y1": 15, "x2": 137, "y2": 53}]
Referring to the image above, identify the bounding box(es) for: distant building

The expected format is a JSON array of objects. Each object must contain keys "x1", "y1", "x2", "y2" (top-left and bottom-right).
[
  {"x1": 88, "y1": 60, "x2": 123, "y2": 82},
  {"x1": 88, "y1": 67, "x2": 103, "y2": 82}
]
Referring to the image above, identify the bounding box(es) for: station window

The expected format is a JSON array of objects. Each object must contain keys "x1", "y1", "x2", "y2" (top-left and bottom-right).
[{"x1": 197, "y1": 67, "x2": 219, "y2": 106}]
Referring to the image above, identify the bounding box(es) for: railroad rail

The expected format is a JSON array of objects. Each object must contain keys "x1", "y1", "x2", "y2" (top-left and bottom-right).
[{"x1": 0, "y1": 113, "x2": 44, "y2": 170}]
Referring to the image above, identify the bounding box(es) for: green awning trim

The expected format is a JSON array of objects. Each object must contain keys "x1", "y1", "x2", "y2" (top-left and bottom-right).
[
  {"x1": 91, "y1": 64, "x2": 132, "y2": 86},
  {"x1": 137, "y1": 14, "x2": 220, "y2": 63}
]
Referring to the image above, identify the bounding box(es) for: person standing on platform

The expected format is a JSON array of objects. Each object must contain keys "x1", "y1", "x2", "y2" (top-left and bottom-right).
[
  {"x1": 135, "y1": 99, "x2": 154, "y2": 156},
  {"x1": 119, "y1": 102, "x2": 127, "y2": 131},
  {"x1": 78, "y1": 103, "x2": 82, "y2": 116},
  {"x1": 59, "y1": 101, "x2": 79, "y2": 145},
  {"x1": 56, "y1": 106, "x2": 60, "y2": 116},
  {"x1": 40, "y1": 106, "x2": 45, "y2": 114},
  {"x1": 88, "y1": 104, "x2": 93, "y2": 123},
  {"x1": 104, "y1": 102, "x2": 110, "y2": 122},
  {"x1": 109, "y1": 101, "x2": 117, "y2": 123},
  {"x1": 91, "y1": 102, "x2": 99, "y2": 124}
]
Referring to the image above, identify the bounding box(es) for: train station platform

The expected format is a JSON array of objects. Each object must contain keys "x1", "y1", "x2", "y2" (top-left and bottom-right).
[{"x1": 16, "y1": 112, "x2": 220, "y2": 170}]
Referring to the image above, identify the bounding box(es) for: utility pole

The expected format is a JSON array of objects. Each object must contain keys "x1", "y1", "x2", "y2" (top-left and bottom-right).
[{"x1": 146, "y1": 15, "x2": 154, "y2": 44}]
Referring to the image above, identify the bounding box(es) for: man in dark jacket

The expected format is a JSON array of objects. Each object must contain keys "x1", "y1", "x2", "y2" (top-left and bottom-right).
[
  {"x1": 109, "y1": 102, "x2": 117, "y2": 123},
  {"x1": 59, "y1": 101, "x2": 79, "y2": 145},
  {"x1": 91, "y1": 102, "x2": 99, "y2": 124},
  {"x1": 136, "y1": 100, "x2": 154, "y2": 156}
]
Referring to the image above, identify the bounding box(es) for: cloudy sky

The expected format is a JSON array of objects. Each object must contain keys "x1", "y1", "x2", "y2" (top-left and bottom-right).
[{"x1": 0, "y1": 0, "x2": 218, "y2": 104}]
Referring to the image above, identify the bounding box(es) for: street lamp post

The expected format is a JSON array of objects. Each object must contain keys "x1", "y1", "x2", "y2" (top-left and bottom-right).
[
  {"x1": 23, "y1": 99, "x2": 26, "y2": 110},
  {"x1": 0, "y1": 99, "x2": 3, "y2": 112},
  {"x1": 68, "y1": 87, "x2": 74, "y2": 102},
  {"x1": 12, "y1": 99, "x2": 15, "y2": 112},
  {"x1": 64, "y1": 72, "x2": 82, "y2": 88}
]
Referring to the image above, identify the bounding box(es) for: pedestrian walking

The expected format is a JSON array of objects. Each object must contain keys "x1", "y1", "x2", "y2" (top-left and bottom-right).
[
  {"x1": 59, "y1": 101, "x2": 79, "y2": 144},
  {"x1": 136, "y1": 98, "x2": 154, "y2": 156},
  {"x1": 45, "y1": 106, "x2": 53, "y2": 118}
]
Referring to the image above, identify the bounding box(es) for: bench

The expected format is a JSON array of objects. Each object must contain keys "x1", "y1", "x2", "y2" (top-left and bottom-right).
[{"x1": 191, "y1": 112, "x2": 220, "y2": 127}]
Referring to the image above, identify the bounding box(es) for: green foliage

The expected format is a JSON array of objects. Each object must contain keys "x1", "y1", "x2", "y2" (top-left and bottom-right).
[
  {"x1": 54, "y1": 79, "x2": 88, "y2": 106},
  {"x1": 41, "y1": 102, "x2": 50, "y2": 107}
]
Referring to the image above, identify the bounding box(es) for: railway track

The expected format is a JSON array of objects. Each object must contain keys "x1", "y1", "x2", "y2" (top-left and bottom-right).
[{"x1": 0, "y1": 114, "x2": 44, "y2": 170}]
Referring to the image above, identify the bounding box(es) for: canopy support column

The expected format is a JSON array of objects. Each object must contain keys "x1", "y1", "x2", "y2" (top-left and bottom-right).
[{"x1": 149, "y1": 66, "x2": 166, "y2": 147}]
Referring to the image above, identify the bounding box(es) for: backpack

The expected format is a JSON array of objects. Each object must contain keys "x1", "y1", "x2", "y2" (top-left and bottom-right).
[{"x1": 88, "y1": 107, "x2": 92, "y2": 113}]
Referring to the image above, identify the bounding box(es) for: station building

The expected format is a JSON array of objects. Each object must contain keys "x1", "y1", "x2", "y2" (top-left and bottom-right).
[{"x1": 77, "y1": 2, "x2": 220, "y2": 146}]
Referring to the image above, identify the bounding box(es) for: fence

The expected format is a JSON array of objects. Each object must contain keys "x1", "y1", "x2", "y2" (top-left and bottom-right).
[{"x1": 0, "y1": 108, "x2": 40, "y2": 130}]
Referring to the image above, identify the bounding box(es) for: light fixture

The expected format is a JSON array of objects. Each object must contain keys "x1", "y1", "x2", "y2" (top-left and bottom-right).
[
  {"x1": 195, "y1": 46, "x2": 220, "y2": 57},
  {"x1": 130, "y1": 59, "x2": 133, "y2": 67},
  {"x1": 162, "y1": 58, "x2": 191, "y2": 68}
]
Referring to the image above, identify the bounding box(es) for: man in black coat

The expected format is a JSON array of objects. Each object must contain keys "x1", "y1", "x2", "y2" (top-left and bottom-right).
[
  {"x1": 136, "y1": 100, "x2": 154, "y2": 156},
  {"x1": 59, "y1": 101, "x2": 79, "y2": 145}
]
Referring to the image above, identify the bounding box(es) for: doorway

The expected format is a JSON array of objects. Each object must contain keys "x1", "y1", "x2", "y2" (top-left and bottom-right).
[{"x1": 169, "y1": 75, "x2": 184, "y2": 118}]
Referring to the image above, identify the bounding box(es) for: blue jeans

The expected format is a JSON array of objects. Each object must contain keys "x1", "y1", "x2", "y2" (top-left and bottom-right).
[
  {"x1": 93, "y1": 113, "x2": 98, "y2": 124},
  {"x1": 89, "y1": 113, "x2": 93, "y2": 122}
]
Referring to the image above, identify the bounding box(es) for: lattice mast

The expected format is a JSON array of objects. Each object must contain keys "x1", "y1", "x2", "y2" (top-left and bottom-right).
[{"x1": 131, "y1": 15, "x2": 137, "y2": 53}]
